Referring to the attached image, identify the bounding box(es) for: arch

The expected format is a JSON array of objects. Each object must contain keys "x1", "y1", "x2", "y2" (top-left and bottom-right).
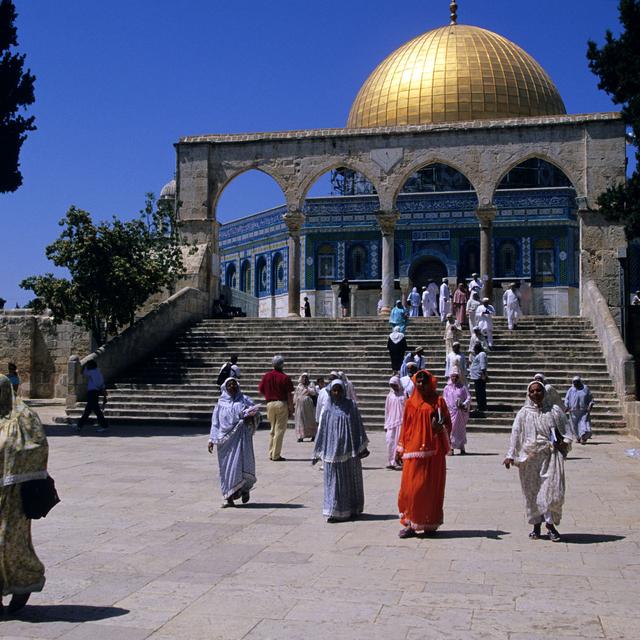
[
  {"x1": 496, "y1": 240, "x2": 519, "y2": 278},
  {"x1": 272, "y1": 252, "x2": 286, "y2": 295},
  {"x1": 403, "y1": 248, "x2": 457, "y2": 281},
  {"x1": 255, "y1": 255, "x2": 269, "y2": 297},
  {"x1": 299, "y1": 160, "x2": 382, "y2": 205},
  {"x1": 224, "y1": 262, "x2": 237, "y2": 289},
  {"x1": 240, "y1": 259, "x2": 251, "y2": 293},
  {"x1": 391, "y1": 157, "x2": 480, "y2": 205},
  {"x1": 408, "y1": 256, "x2": 448, "y2": 290},
  {"x1": 492, "y1": 154, "x2": 579, "y2": 198},
  {"x1": 347, "y1": 243, "x2": 368, "y2": 280},
  {"x1": 214, "y1": 167, "x2": 287, "y2": 223},
  {"x1": 460, "y1": 239, "x2": 480, "y2": 279}
]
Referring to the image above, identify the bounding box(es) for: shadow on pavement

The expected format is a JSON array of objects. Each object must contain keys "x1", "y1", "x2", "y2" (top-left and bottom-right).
[
  {"x1": 238, "y1": 502, "x2": 305, "y2": 509},
  {"x1": 561, "y1": 533, "x2": 625, "y2": 544},
  {"x1": 10, "y1": 604, "x2": 128, "y2": 623},
  {"x1": 357, "y1": 513, "x2": 398, "y2": 521},
  {"x1": 436, "y1": 529, "x2": 510, "y2": 540},
  {"x1": 45, "y1": 425, "x2": 209, "y2": 438},
  {"x1": 450, "y1": 452, "x2": 500, "y2": 457}
]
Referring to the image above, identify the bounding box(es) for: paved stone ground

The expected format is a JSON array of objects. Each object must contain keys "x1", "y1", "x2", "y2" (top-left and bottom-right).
[{"x1": 3, "y1": 405, "x2": 640, "y2": 639}]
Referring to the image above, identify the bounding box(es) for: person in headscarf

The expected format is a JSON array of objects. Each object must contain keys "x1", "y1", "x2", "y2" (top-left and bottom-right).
[
  {"x1": 466, "y1": 291, "x2": 481, "y2": 332},
  {"x1": 452, "y1": 283, "x2": 468, "y2": 326},
  {"x1": 384, "y1": 376, "x2": 406, "y2": 470},
  {"x1": 439, "y1": 278, "x2": 451, "y2": 322},
  {"x1": 444, "y1": 313, "x2": 463, "y2": 354},
  {"x1": 389, "y1": 300, "x2": 408, "y2": 333},
  {"x1": 504, "y1": 380, "x2": 572, "y2": 541},
  {"x1": 0, "y1": 374, "x2": 48, "y2": 614},
  {"x1": 564, "y1": 376, "x2": 594, "y2": 444},
  {"x1": 208, "y1": 377, "x2": 260, "y2": 507},
  {"x1": 293, "y1": 373, "x2": 318, "y2": 442},
  {"x1": 313, "y1": 380, "x2": 369, "y2": 522},
  {"x1": 400, "y1": 362, "x2": 418, "y2": 398},
  {"x1": 338, "y1": 371, "x2": 358, "y2": 405},
  {"x1": 315, "y1": 371, "x2": 339, "y2": 424},
  {"x1": 396, "y1": 370, "x2": 452, "y2": 538},
  {"x1": 445, "y1": 341, "x2": 467, "y2": 385},
  {"x1": 387, "y1": 326, "x2": 408, "y2": 373},
  {"x1": 407, "y1": 287, "x2": 421, "y2": 317},
  {"x1": 443, "y1": 369, "x2": 470, "y2": 455},
  {"x1": 475, "y1": 297, "x2": 495, "y2": 349},
  {"x1": 534, "y1": 373, "x2": 565, "y2": 412}
]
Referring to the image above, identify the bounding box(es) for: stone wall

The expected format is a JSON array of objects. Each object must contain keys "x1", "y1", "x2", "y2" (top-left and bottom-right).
[
  {"x1": 582, "y1": 279, "x2": 640, "y2": 439},
  {"x1": 67, "y1": 287, "x2": 209, "y2": 406},
  {"x1": 0, "y1": 310, "x2": 91, "y2": 398}
]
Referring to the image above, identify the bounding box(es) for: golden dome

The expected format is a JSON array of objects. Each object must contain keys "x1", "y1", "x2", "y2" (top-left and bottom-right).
[{"x1": 347, "y1": 24, "x2": 566, "y2": 128}]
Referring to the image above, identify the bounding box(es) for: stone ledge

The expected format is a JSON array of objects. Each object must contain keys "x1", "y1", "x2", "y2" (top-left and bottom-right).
[{"x1": 179, "y1": 112, "x2": 621, "y2": 145}]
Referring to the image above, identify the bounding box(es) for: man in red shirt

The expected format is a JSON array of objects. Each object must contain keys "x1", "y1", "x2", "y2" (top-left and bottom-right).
[{"x1": 258, "y1": 355, "x2": 294, "y2": 461}]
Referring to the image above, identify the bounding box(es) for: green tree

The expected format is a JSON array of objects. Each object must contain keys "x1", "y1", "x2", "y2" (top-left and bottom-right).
[
  {"x1": 587, "y1": 0, "x2": 640, "y2": 237},
  {"x1": 21, "y1": 195, "x2": 185, "y2": 346},
  {"x1": 0, "y1": 0, "x2": 35, "y2": 193}
]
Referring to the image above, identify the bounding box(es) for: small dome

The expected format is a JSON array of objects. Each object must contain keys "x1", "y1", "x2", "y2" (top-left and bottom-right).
[
  {"x1": 159, "y1": 178, "x2": 176, "y2": 199},
  {"x1": 347, "y1": 24, "x2": 566, "y2": 128}
]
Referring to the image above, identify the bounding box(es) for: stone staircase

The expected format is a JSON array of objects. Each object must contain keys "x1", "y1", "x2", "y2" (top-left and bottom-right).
[{"x1": 66, "y1": 316, "x2": 627, "y2": 434}]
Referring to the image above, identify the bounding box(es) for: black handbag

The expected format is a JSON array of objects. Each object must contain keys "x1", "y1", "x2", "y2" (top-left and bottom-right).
[{"x1": 20, "y1": 475, "x2": 61, "y2": 519}]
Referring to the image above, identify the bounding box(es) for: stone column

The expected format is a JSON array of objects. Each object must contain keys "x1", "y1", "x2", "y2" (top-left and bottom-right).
[
  {"x1": 350, "y1": 285, "x2": 359, "y2": 317},
  {"x1": 283, "y1": 211, "x2": 305, "y2": 318},
  {"x1": 477, "y1": 206, "x2": 497, "y2": 301},
  {"x1": 376, "y1": 211, "x2": 400, "y2": 316},
  {"x1": 331, "y1": 284, "x2": 340, "y2": 318}
]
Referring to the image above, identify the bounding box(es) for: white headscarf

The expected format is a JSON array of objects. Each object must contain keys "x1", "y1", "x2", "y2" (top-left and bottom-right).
[{"x1": 389, "y1": 325, "x2": 405, "y2": 344}]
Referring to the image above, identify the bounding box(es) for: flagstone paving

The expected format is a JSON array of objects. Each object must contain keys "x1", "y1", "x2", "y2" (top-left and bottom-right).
[{"x1": 3, "y1": 410, "x2": 640, "y2": 639}]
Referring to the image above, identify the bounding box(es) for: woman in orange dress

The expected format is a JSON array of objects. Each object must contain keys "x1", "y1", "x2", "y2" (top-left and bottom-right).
[{"x1": 396, "y1": 369, "x2": 451, "y2": 538}]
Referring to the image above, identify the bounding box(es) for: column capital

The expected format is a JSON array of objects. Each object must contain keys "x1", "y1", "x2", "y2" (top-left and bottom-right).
[
  {"x1": 476, "y1": 205, "x2": 497, "y2": 227},
  {"x1": 376, "y1": 210, "x2": 400, "y2": 236},
  {"x1": 283, "y1": 210, "x2": 305, "y2": 235}
]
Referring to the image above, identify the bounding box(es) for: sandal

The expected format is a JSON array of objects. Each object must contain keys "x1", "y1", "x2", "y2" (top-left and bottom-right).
[
  {"x1": 221, "y1": 498, "x2": 235, "y2": 508},
  {"x1": 546, "y1": 524, "x2": 561, "y2": 542},
  {"x1": 529, "y1": 524, "x2": 541, "y2": 539},
  {"x1": 398, "y1": 527, "x2": 417, "y2": 539}
]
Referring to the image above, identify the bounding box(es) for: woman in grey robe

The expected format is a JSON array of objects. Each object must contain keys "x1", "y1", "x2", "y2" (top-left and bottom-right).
[
  {"x1": 208, "y1": 378, "x2": 260, "y2": 507},
  {"x1": 503, "y1": 380, "x2": 572, "y2": 542},
  {"x1": 313, "y1": 379, "x2": 369, "y2": 522},
  {"x1": 564, "y1": 376, "x2": 594, "y2": 444}
]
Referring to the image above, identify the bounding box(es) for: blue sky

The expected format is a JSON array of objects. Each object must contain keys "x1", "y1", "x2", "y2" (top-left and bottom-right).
[{"x1": 0, "y1": 0, "x2": 626, "y2": 305}]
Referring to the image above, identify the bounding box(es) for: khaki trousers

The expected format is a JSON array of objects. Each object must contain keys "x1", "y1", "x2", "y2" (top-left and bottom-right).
[{"x1": 266, "y1": 400, "x2": 289, "y2": 459}]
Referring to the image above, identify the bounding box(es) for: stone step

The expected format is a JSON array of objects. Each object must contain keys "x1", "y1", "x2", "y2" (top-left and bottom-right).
[{"x1": 67, "y1": 316, "x2": 627, "y2": 432}]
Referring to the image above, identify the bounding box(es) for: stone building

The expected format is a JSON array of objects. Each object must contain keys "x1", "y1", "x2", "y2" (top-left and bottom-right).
[{"x1": 166, "y1": 5, "x2": 627, "y2": 322}]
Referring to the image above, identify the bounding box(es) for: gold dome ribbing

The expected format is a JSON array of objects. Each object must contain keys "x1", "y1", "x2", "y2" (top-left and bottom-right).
[{"x1": 347, "y1": 24, "x2": 566, "y2": 128}]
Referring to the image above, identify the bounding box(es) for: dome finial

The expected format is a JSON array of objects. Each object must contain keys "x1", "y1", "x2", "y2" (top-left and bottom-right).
[{"x1": 450, "y1": 0, "x2": 458, "y2": 25}]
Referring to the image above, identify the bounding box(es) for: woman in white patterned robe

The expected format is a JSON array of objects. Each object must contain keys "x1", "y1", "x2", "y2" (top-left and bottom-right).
[{"x1": 503, "y1": 380, "x2": 572, "y2": 542}]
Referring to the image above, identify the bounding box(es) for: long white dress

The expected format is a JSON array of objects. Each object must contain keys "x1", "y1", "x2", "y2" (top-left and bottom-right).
[
  {"x1": 506, "y1": 397, "x2": 572, "y2": 525},
  {"x1": 439, "y1": 283, "x2": 451, "y2": 321},
  {"x1": 505, "y1": 289, "x2": 521, "y2": 330}
]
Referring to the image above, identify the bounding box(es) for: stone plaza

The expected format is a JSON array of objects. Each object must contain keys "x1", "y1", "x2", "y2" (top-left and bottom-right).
[{"x1": 3, "y1": 405, "x2": 640, "y2": 640}]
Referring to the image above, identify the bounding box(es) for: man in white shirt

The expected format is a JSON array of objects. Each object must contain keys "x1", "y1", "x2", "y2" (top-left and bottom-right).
[
  {"x1": 439, "y1": 278, "x2": 451, "y2": 322},
  {"x1": 400, "y1": 362, "x2": 418, "y2": 397},
  {"x1": 504, "y1": 283, "x2": 522, "y2": 330}
]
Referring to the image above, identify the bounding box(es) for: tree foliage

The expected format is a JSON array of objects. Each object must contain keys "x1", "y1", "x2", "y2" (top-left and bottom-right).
[
  {"x1": 0, "y1": 0, "x2": 35, "y2": 193},
  {"x1": 21, "y1": 195, "x2": 186, "y2": 346},
  {"x1": 587, "y1": 0, "x2": 640, "y2": 237}
]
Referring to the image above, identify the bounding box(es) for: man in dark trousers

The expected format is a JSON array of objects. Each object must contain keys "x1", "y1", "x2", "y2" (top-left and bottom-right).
[
  {"x1": 258, "y1": 355, "x2": 294, "y2": 461},
  {"x1": 76, "y1": 360, "x2": 109, "y2": 432}
]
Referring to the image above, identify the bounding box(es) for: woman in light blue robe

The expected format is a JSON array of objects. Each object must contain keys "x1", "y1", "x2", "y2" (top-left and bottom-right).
[
  {"x1": 389, "y1": 300, "x2": 408, "y2": 333},
  {"x1": 564, "y1": 376, "x2": 594, "y2": 444},
  {"x1": 313, "y1": 380, "x2": 369, "y2": 522},
  {"x1": 208, "y1": 378, "x2": 260, "y2": 507}
]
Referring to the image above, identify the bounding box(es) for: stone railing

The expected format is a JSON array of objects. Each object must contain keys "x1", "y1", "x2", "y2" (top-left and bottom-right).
[
  {"x1": 67, "y1": 287, "x2": 209, "y2": 407},
  {"x1": 582, "y1": 279, "x2": 640, "y2": 438}
]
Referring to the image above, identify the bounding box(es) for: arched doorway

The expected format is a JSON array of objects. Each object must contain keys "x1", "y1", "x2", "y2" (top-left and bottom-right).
[{"x1": 408, "y1": 257, "x2": 448, "y2": 290}]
